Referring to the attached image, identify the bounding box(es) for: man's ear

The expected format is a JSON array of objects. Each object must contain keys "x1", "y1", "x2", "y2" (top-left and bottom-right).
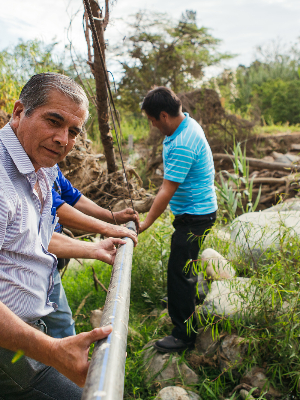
[
  {"x1": 160, "y1": 111, "x2": 168, "y2": 121},
  {"x1": 10, "y1": 100, "x2": 25, "y2": 130}
]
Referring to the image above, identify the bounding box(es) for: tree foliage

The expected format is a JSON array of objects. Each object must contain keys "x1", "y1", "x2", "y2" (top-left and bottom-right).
[
  {"x1": 114, "y1": 10, "x2": 232, "y2": 112},
  {"x1": 252, "y1": 78, "x2": 300, "y2": 125},
  {"x1": 0, "y1": 39, "x2": 67, "y2": 112},
  {"x1": 214, "y1": 39, "x2": 300, "y2": 125}
]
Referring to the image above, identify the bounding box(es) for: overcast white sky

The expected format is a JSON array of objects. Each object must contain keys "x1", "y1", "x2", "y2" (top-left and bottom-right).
[{"x1": 0, "y1": 0, "x2": 299, "y2": 75}]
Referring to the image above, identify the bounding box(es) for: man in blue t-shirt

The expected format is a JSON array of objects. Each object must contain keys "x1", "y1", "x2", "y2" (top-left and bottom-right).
[{"x1": 140, "y1": 87, "x2": 217, "y2": 353}]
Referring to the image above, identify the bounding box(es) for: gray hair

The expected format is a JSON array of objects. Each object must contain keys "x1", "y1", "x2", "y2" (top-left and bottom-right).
[{"x1": 19, "y1": 72, "x2": 89, "y2": 122}]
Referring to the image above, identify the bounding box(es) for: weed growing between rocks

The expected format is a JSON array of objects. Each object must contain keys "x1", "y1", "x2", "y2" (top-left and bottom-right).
[{"x1": 194, "y1": 218, "x2": 300, "y2": 398}]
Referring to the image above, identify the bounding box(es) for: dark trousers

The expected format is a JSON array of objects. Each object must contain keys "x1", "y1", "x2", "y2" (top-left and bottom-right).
[
  {"x1": 0, "y1": 347, "x2": 82, "y2": 400},
  {"x1": 168, "y1": 212, "x2": 216, "y2": 343}
]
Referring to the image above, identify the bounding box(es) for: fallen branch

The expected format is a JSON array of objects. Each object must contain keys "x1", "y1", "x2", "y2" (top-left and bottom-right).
[
  {"x1": 92, "y1": 266, "x2": 108, "y2": 293},
  {"x1": 74, "y1": 291, "x2": 93, "y2": 321},
  {"x1": 213, "y1": 153, "x2": 300, "y2": 172}
]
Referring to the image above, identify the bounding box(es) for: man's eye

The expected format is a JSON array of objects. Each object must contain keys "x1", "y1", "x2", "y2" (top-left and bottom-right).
[
  {"x1": 49, "y1": 119, "x2": 59, "y2": 125},
  {"x1": 69, "y1": 130, "x2": 78, "y2": 138}
]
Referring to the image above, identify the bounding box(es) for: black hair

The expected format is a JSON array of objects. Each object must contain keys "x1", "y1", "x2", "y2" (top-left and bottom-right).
[{"x1": 141, "y1": 86, "x2": 181, "y2": 120}]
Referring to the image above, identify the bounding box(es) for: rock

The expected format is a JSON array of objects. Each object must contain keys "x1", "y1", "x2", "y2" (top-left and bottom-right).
[
  {"x1": 91, "y1": 309, "x2": 142, "y2": 339},
  {"x1": 93, "y1": 153, "x2": 105, "y2": 161},
  {"x1": 149, "y1": 308, "x2": 159, "y2": 318},
  {"x1": 207, "y1": 228, "x2": 231, "y2": 243},
  {"x1": 202, "y1": 278, "x2": 254, "y2": 319},
  {"x1": 263, "y1": 197, "x2": 300, "y2": 213},
  {"x1": 239, "y1": 389, "x2": 255, "y2": 400},
  {"x1": 218, "y1": 335, "x2": 248, "y2": 372},
  {"x1": 195, "y1": 327, "x2": 220, "y2": 355},
  {"x1": 241, "y1": 367, "x2": 282, "y2": 397},
  {"x1": 228, "y1": 211, "x2": 300, "y2": 260},
  {"x1": 261, "y1": 155, "x2": 274, "y2": 162},
  {"x1": 291, "y1": 143, "x2": 300, "y2": 152},
  {"x1": 90, "y1": 309, "x2": 103, "y2": 328},
  {"x1": 201, "y1": 248, "x2": 235, "y2": 280},
  {"x1": 158, "y1": 309, "x2": 173, "y2": 328},
  {"x1": 155, "y1": 386, "x2": 200, "y2": 400},
  {"x1": 143, "y1": 341, "x2": 198, "y2": 388},
  {"x1": 271, "y1": 151, "x2": 300, "y2": 164}
]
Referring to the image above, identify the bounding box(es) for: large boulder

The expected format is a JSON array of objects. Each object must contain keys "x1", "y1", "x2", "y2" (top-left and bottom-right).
[
  {"x1": 201, "y1": 248, "x2": 235, "y2": 280},
  {"x1": 155, "y1": 386, "x2": 200, "y2": 400},
  {"x1": 228, "y1": 211, "x2": 300, "y2": 260},
  {"x1": 262, "y1": 197, "x2": 300, "y2": 213},
  {"x1": 202, "y1": 278, "x2": 254, "y2": 319},
  {"x1": 218, "y1": 335, "x2": 248, "y2": 372},
  {"x1": 143, "y1": 341, "x2": 198, "y2": 388},
  {"x1": 197, "y1": 273, "x2": 209, "y2": 300}
]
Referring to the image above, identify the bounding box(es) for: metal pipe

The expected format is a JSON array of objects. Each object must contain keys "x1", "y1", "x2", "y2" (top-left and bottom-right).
[{"x1": 81, "y1": 221, "x2": 136, "y2": 400}]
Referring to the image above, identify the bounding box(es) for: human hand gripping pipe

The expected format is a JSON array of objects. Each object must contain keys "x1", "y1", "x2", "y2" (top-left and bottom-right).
[{"x1": 81, "y1": 221, "x2": 136, "y2": 400}]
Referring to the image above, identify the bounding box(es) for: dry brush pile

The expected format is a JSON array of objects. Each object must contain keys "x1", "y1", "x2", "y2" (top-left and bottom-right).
[{"x1": 58, "y1": 135, "x2": 154, "y2": 213}]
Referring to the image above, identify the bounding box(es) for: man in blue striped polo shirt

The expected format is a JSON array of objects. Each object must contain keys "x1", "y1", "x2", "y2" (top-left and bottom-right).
[{"x1": 140, "y1": 87, "x2": 217, "y2": 352}]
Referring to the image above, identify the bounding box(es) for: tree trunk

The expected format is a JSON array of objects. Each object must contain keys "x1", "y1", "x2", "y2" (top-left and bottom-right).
[{"x1": 90, "y1": 0, "x2": 117, "y2": 173}]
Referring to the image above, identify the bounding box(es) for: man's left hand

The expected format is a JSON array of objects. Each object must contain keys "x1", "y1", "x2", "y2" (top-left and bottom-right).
[
  {"x1": 92, "y1": 237, "x2": 126, "y2": 265},
  {"x1": 139, "y1": 221, "x2": 148, "y2": 233}
]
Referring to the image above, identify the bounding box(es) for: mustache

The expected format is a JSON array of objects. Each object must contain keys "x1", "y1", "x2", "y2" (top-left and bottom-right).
[{"x1": 44, "y1": 146, "x2": 65, "y2": 156}]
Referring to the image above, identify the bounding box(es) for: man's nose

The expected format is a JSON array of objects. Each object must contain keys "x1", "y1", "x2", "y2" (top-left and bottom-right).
[{"x1": 54, "y1": 128, "x2": 69, "y2": 146}]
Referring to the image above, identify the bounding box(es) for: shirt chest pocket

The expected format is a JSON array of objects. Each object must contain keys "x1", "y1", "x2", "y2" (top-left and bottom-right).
[{"x1": 40, "y1": 208, "x2": 59, "y2": 247}]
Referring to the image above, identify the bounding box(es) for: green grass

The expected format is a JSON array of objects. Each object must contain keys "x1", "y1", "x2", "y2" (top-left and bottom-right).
[
  {"x1": 63, "y1": 260, "x2": 112, "y2": 333},
  {"x1": 118, "y1": 114, "x2": 150, "y2": 144},
  {"x1": 254, "y1": 122, "x2": 300, "y2": 135}
]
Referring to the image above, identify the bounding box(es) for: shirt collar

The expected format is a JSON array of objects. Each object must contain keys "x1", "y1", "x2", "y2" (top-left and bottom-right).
[
  {"x1": 0, "y1": 123, "x2": 58, "y2": 184},
  {"x1": 0, "y1": 123, "x2": 35, "y2": 175},
  {"x1": 163, "y1": 113, "x2": 189, "y2": 144}
]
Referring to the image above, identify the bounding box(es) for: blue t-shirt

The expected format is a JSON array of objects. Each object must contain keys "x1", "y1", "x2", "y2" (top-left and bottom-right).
[
  {"x1": 163, "y1": 113, "x2": 217, "y2": 216},
  {"x1": 52, "y1": 165, "x2": 82, "y2": 232}
]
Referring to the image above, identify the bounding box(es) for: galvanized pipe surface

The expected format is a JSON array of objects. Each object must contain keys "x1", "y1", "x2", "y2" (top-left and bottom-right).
[{"x1": 81, "y1": 221, "x2": 136, "y2": 400}]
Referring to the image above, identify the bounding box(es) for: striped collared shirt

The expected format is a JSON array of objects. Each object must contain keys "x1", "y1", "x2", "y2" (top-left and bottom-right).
[{"x1": 0, "y1": 123, "x2": 59, "y2": 323}]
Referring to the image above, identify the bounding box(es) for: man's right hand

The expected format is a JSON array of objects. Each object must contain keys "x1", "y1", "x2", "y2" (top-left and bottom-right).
[{"x1": 48, "y1": 325, "x2": 113, "y2": 387}]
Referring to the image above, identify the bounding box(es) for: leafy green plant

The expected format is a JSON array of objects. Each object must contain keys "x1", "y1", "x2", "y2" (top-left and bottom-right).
[
  {"x1": 113, "y1": 10, "x2": 232, "y2": 113},
  {"x1": 215, "y1": 141, "x2": 262, "y2": 221}
]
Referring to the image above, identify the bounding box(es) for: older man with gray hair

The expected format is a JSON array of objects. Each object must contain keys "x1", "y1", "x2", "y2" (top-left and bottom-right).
[{"x1": 0, "y1": 73, "x2": 124, "y2": 399}]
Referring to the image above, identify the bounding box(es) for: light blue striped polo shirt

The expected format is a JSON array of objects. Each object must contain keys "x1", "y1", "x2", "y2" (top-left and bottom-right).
[{"x1": 163, "y1": 113, "x2": 217, "y2": 216}]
